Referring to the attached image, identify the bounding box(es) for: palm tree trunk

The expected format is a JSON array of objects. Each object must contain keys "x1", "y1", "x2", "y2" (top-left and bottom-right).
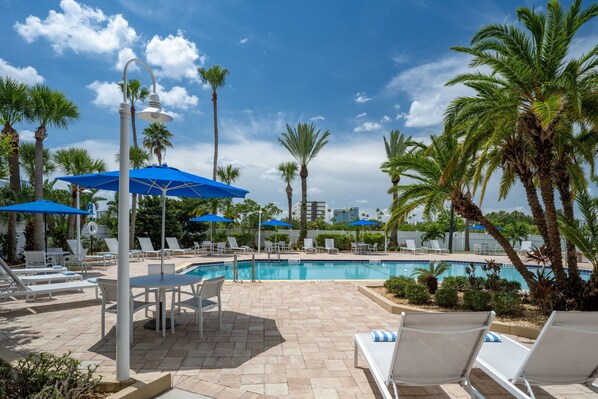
[
  {"x1": 68, "y1": 187, "x2": 77, "y2": 239},
  {"x1": 390, "y1": 180, "x2": 399, "y2": 248},
  {"x1": 464, "y1": 219, "x2": 470, "y2": 251},
  {"x1": 556, "y1": 175, "x2": 583, "y2": 294},
  {"x1": 212, "y1": 90, "x2": 218, "y2": 181},
  {"x1": 5, "y1": 127, "x2": 20, "y2": 262},
  {"x1": 33, "y1": 128, "x2": 46, "y2": 250},
  {"x1": 299, "y1": 165, "x2": 308, "y2": 243},
  {"x1": 130, "y1": 104, "x2": 138, "y2": 147},
  {"x1": 286, "y1": 184, "x2": 293, "y2": 223},
  {"x1": 518, "y1": 170, "x2": 550, "y2": 243}
]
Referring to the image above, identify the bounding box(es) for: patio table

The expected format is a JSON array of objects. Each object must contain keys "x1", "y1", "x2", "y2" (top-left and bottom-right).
[
  {"x1": 130, "y1": 274, "x2": 202, "y2": 336},
  {"x1": 357, "y1": 243, "x2": 369, "y2": 254},
  {"x1": 46, "y1": 250, "x2": 70, "y2": 266}
]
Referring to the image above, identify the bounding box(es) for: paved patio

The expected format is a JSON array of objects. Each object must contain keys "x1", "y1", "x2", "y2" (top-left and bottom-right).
[{"x1": 1, "y1": 252, "x2": 597, "y2": 398}]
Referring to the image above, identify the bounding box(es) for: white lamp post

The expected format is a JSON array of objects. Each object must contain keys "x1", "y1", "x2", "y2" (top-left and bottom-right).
[
  {"x1": 257, "y1": 206, "x2": 262, "y2": 254},
  {"x1": 117, "y1": 58, "x2": 172, "y2": 382}
]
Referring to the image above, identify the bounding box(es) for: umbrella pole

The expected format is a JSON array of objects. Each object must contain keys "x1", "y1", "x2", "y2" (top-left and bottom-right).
[
  {"x1": 160, "y1": 189, "x2": 166, "y2": 278},
  {"x1": 44, "y1": 213, "x2": 48, "y2": 251}
]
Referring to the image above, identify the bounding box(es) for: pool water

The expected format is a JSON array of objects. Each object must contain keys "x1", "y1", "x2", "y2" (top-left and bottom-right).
[{"x1": 183, "y1": 260, "x2": 564, "y2": 289}]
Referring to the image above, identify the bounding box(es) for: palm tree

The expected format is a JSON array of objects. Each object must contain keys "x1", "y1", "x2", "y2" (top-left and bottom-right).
[
  {"x1": 421, "y1": 224, "x2": 446, "y2": 245},
  {"x1": 53, "y1": 148, "x2": 106, "y2": 238},
  {"x1": 445, "y1": 0, "x2": 598, "y2": 294},
  {"x1": 118, "y1": 79, "x2": 150, "y2": 147},
  {"x1": 19, "y1": 142, "x2": 55, "y2": 186},
  {"x1": 0, "y1": 77, "x2": 30, "y2": 262},
  {"x1": 198, "y1": 65, "x2": 229, "y2": 180},
  {"x1": 142, "y1": 123, "x2": 173, "y2": 166},
  {"x1": 504, "y1": 222, "x2": 531, "y2": 247},
  {"x1": 412, "y1": 261, "x2": 450, "y2": 294},
  {"x1": 277, "y1": 161, "x2": 298, "y2": 223},
  {"x1": 216, "y1": 164, "x2": 240, "y2": 185},
  {"x1": 278, "y1": 123, "x2": 330, "y2": 243},
  {"x1": 381, "y1": 129, "x2": 412, "y2": 248},
  {"x1": 30, "y1": 85, "x2": 79, "y2": 250}
]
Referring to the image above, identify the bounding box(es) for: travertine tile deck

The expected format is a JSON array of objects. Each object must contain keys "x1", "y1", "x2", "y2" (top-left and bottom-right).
[{"x1": 1, "y1": 252, "x2": 596, "y2": 398}]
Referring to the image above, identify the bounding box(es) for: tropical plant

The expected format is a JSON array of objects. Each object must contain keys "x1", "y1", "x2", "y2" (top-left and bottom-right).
[
  {"x1": 142, "y1": 122, "x2": 173, "y2": 166},
  {"x1": 420, "y1": 223, "x2": 446, "y2": 244},
  {"x1": 503, "y1": 222, "x2": 531, "y2": 247},
  {"x1": 118, "y1": 78, "x2": 150, "y2": 147},
  {"x1": 381, "y1": 129, "x2": 413, "y2": 248},
  {"x1": 19, "y1": 142, "x2": 55, "y2": 185},
  {"x1": 0, "y1": 77, "x2": 31, "y2": 262},
  {"x1": 411, "y1": 260, "x2": 450, "y2": 294},
  {"x1": 445, "y1": 0, "x2": 598, "y2": 302},
  {"x1": 216, "y1": 164, "x2": 240, "y2": 185},
  {"x1": 198, "y1": 65, "x2": 229, "y2": 180},
  {"x1": 278, "y1": 123, "x2": 330, "y2": 243},
  {"x1": 53, "y1": 148, "x2": 106, "y2": 238},
  {"x1": 30, "y1": 84, "x2": 79, "y2": 250},
  {"x1": 277, "y1": 161, "x2": 298, "y2": 223}
]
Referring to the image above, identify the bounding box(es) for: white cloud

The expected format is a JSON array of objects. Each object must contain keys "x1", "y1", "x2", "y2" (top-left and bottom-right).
[
  {"x1": 308, "y1": 187, "x2": 323, "y2": 195},
  {"x1": 145, "y1": 30, "x2": 205, "y2": 81},
  {"x1": 381, "y1": 115, "x2": 390, "y2": 123},
  {"x1": 355, "y1": 199, "x2": 369, "y2": 204},
  {"x1": 20, "y1": 130, "x2": 35, "y2": 142},
  {"x1": 354, "y1": 92, "x2": 372, "y2": 103},
  {"x1": 261, "y1": 167, "x2": 280, "y2": 181},
  {"x1": 310, "y1": 115, "x2": 326, "y2": 121},
  {"x1": 156, "y1": 83, "x2": 198, "y2": 110},
  {"x1": 354, "y1": 121, "x2": 381, "y2": 133},
  {"x1": 356, "y1": 112, "x2": 367, "y2": 118},
  {"x1": 385, "y1": 55, "x2": 472, "y2": 128},
  {"x1": 87, "y1": 80, "x2": 121, "y2": 110},
  {"x1": 0, "y1": 58, "x2": 44, "y2": 84},
  {"x1": 14, "y1": 0, "x2": 137, "y2": 55},
  {"x1": 239, "y1": 37, "x2": 249, "y2": 44},
  {"x1": 116, "y1": 47, "x2": 137, "y2": 71}
]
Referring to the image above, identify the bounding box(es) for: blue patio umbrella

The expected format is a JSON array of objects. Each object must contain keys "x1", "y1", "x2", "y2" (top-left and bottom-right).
[
  {"x1": 0, "y1": 200, "x2": 91, "y2": 250},
  {"x1": 347, "y1": 219, "x2": 380, "y2": 227},
  {"x1": 261, "y1": 219, "x2": 293, "y2": 227},
  {"x1": 190, "y1": 214, "x2": 233, "y2": 241},
  {"x1": 57, "y1": 165, "x2": 249, "y2": 273},
  {"x1": 467, "y1": 224, "x2": 504, "y2": 231}
]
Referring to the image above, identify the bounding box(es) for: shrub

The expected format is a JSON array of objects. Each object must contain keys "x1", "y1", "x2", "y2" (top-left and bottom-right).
[
  {"x1": 383, "y1": 276, "x2": 414, "y2": 297},
  {"x1": 361, "y1": 232, "x2": 385, "y2": 248},
  {"x1": 406, "y1": 283, "x2": 430, "y2": 304},
  {"x1": 314, "y1": 233, "x2": 352, "y2": 251},
  {"x1": 1, "y1": 352, "x2": 101, "y2": 399},
  {"x1": 440, "y1": 276, "x2": 469, "y2": 291},
  {"x1": 463, "y1": 290, "x2": 492, "y2": 311},
  {"x1": 492, "y1": 292, "x2": 523, "y2": 316},
  {"x1": 435, "y1": 288, "x2": 459, "y2": 307},
  {"x1": 269, "y1": 233, "x2": 289, "y2": 244},
  {"x1": 497, "y1": 279, "x2": 522, "y2": 292}
]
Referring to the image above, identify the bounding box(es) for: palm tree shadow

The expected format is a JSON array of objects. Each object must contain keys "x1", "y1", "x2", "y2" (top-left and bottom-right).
[{"x1": 89, "y1": 310, "x2": 285, "y2": 371}]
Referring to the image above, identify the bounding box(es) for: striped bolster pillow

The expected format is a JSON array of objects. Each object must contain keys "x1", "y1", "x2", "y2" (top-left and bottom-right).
[
  {"x1": 485, "y1": 332, "x2": 501, "y2": 342},
  {"x1": 371, "y1": 331, "x2": 397, "y2": 342}
]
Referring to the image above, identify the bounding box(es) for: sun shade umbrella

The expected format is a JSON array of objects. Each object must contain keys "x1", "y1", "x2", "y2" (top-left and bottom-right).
[
  {"x1": 261, "y1": 219, "x2": 293, "y2": 227},
  {"x1": 347, "y1": 219, "x2": 380, "y2": 227},
  {"x1": 0, "y1": 200, "x2": 91, "y2": 251},
  {"x1": 57, "y1": 164, "x2": 249, "y2": 275},
  {"x1": 189, "y1": 213, "x2": 233, "y2": 241}
]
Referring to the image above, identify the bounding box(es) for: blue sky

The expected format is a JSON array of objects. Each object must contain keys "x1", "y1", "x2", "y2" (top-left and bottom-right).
[{"x1": 0, "y1": 0, "x2": 596, "y2": 220}]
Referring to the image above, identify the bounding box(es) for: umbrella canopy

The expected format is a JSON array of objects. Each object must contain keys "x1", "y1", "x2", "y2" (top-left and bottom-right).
[
  {"x1": 348, "y1": 219, "x2": 380, "y2": 227},
  {"x1": 189, "y1": 214, "x2": 233, "y2": 223},
  {"x1": 57, "y1": 165, "x2": 249, "y2": 275},
  {"x1": 467, "y1": 224, "x2": 504, "y2": 231},
  {"x1": 261, "y1": 219, "x2": 293, "y2": 227},
  {"x1": 0, "y1": 200, "x2": 91, "y2": 250}
]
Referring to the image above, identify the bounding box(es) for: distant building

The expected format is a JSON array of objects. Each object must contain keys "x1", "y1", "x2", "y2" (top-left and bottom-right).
[
  {"x1": 292, "y1": 201, "x2": 326, "y2": 222},
  {"x1": 333, "y1": 207, "x2": 360, "y2": 225}
]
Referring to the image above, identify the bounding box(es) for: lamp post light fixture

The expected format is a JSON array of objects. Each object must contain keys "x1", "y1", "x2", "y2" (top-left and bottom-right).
[{"x1": 117, "y1": 58, "x2": 172, "y2": 382}]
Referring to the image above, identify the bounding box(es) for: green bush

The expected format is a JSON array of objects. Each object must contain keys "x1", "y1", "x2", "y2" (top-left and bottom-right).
[
  {"x1": 463, "y1": 290, "x2": 492, "y2": 311},
  {"x1": 1, "y1": 352, "x2": 101, "y2": 399},
  {"x1": 269, "y1": 233, "x2": 289, "y2": 244},
  {"x1": 492, "y1": 292, "x2": 523, "y2": 316},
  {"x1": 314, "y1": 233, "x2": 352, "y2": 251},
  {"x1": 228, "y1": 232, "x2": 254, "y2": 247},
  {"x1": 361, "y1": 232, "x2": 385, "y2": 248},
  {"x1": 498, "y1": 279, "x2": 522, "y2": 292},
  {"x1": 383, "y1": 276, "x2": 415, "y2": 297},
  {"x1": 440, "y1": 276, "x2": 469, "y2": 291},
  {"x1": 435, "y1": 288, "x2": 459, "y2": 307},
  {"x1": 406, "y1": 283, "x2": 430, "y2": 304}
]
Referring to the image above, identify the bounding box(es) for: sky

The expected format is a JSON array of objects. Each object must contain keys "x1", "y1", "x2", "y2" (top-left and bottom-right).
[{"x1": 0, "y1": 0, "x2": 596, "y2": 221}]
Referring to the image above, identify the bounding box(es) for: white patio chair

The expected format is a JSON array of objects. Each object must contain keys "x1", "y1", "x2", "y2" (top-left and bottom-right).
[
  {"x1": 430, "y1": 240, "x2": 449, "y2": 254},
  {"x1": 24, "y1": 251, "x2": 52, "y2": 268},
  {"x1": 517, "y1": 240, "x2": 532, "y2": 255},
  {"x1": 368, "y1": 243, "x2": 379, "y2": 254},
  {"x1": 97, "y1": 278, "x2": 155, "y2": 342},
  {"x1": 227, "y1": 237, "x2": 252, "y2": 253},
  {"x1": 324, "y1": 238, "x2": 339, "y2": 254},
  {"x1": 138, "y1": 237, "x2": 168, "y2": 260},
  {"x1": 193, "y1": 241, "x2": 208, "y2": 256},
  {"x1": 166, "y1": 237, "x2": 195, "y2": 256},
  {"x1": 216, "y1": 242, "x2": 228, "y2": 255},
  {"x1": 174, "y1": 276, "x2": 225, "y2": 338},
  {"x1": 354, "y1": 311, "x2": 495, "y2": 399},
  {"x1": 265, "y1": 240, "x2": 274, "y2": 253},
  {"x1": 475, "y1": 311, "x2": 598, "y2": 399},
  {"x1": 303, "y1": 238, "x2": 316, "y2": 253},
  {"x1": 473, "y1": 243, "x2": 482, "y2": 255}
]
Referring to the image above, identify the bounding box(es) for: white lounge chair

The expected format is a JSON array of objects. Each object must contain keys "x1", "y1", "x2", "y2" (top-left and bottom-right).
[
  {"x1": 166, "y1": 237, "x2": 195, "y2": 256},
  {"x1": 67, "y1": 239, "x2": 114, "y2": 266},
  {"x1": 323, "y1": 238, "x2": 339, "y2": 254},
  {"x1": 0, "y1": 261, "x2": 81, "y2": 285},
  {"x1": 303, "y1": 238, "x2": 317, "y2": 253},
  {"x1": 475, "y1": 311, "x2": 598, "y2": 399},
  {"x1": 430, "y1": 240, "x2": 449, "y2": 254},
  {"x1": 138, "y1": 237, "x2": 168, "y2": 260},
  {"x1": 473, "y1": 243, "x2": 482, "y2": 255},
  {"x1": 105, "y1": 237, "x2": 143, "y2": 261},
  {"x1": 400, "y1": 239, "x2": 425, "y2": 254},
  {"x1": 0, "y1": 257, "x2": 97, "y2": 301},
  {"x1": 354, "y1": 311, "x2": 494, "y2": 399},
  {"x1": 517, "y1": 240, "x2": 532, "y2": 255},
  {"x1": 227, "y1": 237, "x2": 252, "y2": 253},
  {"x1": 11, "y1": 266, "x2": 67, "y2": 275}
]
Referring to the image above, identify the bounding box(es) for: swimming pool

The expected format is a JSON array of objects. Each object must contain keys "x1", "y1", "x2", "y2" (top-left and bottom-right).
[{"x1": 183, "y1": 260, "x2": 577, "y2": 289}]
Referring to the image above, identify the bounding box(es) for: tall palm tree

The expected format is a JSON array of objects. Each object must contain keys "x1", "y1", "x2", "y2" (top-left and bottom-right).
[
  {"x1": 142, "y1": 122, "x2": 173, "y2": 166},
  {"x1": 277, "y1": 161, "x2": 298, "y2": 223},
  {"x1": 0, "y1": 77, "x2": 30, "y2": 262},
  {"x1": 30, "y1": 85, "x2": 79, "y2": 250},
  {"x1": 216, "y1": 164, "x2": 240, "y2": 185},
  {"x1": 445, "y1": 0, "x2": 598, "y2": 293},
  {"x1": 198, "y1": 65, "x2": 229, "y2": 180},
  {"x1": 381, "y1": 130, "x2": 412, "y2": 248},
  {"x1": 19, "y1": 142, "x2": 55, "y2": 186},
  {"x1": 116, "y1": 146, "x2": 151, "y2": 248},
  {"x1": 53, "y1": 148, "x2": 106, "y2": 238},
  {"x1": 278, "y1": 123, "x2": 330, "y2": 242},
  {"x1": 118, "y1": 79, "x2": 150, "y2": 147}
]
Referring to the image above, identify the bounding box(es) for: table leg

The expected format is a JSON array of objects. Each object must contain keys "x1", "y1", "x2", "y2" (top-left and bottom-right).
[{"x1": 143, "y1": 288, "x2": 179, "y2": 332}]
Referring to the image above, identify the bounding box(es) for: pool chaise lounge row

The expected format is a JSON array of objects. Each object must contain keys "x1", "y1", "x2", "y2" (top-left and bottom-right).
[{"x1": 354, "y1": 310, "x2": 598, "y2": 399}]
